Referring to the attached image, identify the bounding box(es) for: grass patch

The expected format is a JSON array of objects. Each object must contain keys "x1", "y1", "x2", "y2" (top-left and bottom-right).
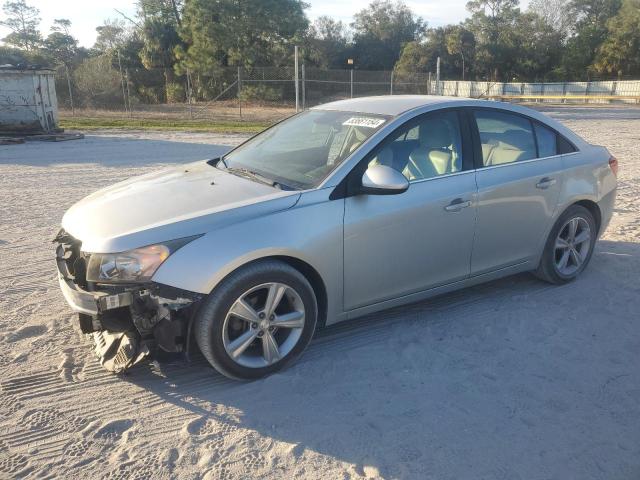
[{"x1": 59, "y1": 117, "x2": 271, "y2": 133}]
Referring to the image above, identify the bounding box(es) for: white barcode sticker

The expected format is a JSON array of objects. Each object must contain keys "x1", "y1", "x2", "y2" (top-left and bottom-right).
[{"x1": 342, "y1": 117, "x2": 386, "y2": 128}]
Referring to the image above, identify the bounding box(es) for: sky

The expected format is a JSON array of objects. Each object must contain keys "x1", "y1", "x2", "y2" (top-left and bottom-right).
[{"x1": 0, "y1": 0, "x2": 530, "y2": 48}]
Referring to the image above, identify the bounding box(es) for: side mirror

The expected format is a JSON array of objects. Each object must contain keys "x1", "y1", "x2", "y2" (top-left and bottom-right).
[{"x1": 360, "y1": 165, "x2": 409, "y2": 195}]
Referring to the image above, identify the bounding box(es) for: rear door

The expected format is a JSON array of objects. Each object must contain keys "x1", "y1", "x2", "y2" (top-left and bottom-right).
[
  {"x1": 468, "y1": 108, "x2": 565, "y2": 274},
  {"x1": 342, "y1": 109, "x2": 477, "y2": 310}
]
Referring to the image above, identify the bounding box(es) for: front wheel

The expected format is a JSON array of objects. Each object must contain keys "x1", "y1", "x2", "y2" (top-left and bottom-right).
[
  {"x1": 535, "y1": 205, "x2": 597, "y2": 284},
  {"x1": 194, "y1": 260, "x2": 317, "y2": 380}
]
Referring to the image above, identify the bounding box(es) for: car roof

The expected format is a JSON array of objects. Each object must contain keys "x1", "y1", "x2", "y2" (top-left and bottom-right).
[{"x1": 311, "y1": 95, "x2": 487, "y2": 116}]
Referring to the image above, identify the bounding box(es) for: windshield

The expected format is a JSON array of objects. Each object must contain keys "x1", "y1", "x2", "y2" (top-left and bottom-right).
[{"x1": 220, "y1": 110, "x2": 389, "y2": 189}]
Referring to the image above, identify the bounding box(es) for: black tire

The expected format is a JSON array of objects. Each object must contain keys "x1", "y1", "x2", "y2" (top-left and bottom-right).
[
  {"x1": 535, "y1": 205, "x2": 597, "y2": 284},
  {"x1": 194, "y1": 260, "x2": 317, "y2": 380}
]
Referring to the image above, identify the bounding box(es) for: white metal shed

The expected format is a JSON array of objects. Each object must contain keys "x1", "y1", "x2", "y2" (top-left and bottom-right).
[{"x1": 0, "y1": 67, "x2": 60, "y2": 134}]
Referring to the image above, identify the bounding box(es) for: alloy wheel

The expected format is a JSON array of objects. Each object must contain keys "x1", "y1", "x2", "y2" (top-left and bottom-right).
[
  {"x1": 222, "y1": 282, "x2": 306, "y2": 368},
  {"x1": 554, "y1": 216, "x2": 591, "y2": 276}
]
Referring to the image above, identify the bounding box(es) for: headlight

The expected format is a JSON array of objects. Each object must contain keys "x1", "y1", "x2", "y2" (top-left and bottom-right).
[{"x1": 85, "y1": 237, "x2": 199, "y2": 284}]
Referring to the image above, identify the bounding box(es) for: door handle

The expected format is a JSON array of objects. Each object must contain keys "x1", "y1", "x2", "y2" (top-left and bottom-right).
[
  {"x1": 444, "y1": 198, "x2": 472, "y2": 212},
  {"x1": 536, "y1": 177, "x2": 556, "y2": 189}
]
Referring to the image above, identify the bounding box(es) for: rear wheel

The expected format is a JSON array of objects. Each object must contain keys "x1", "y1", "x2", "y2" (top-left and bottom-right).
[
  {"x1": 535, "y1": 205, "x2": 597, "y2": 284},
  {"x1": 194, "y1": 260, "x2": 317, "y2": 380}
]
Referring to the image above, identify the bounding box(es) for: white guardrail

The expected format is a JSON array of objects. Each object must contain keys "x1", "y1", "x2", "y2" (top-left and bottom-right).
[{"x1": 431, "y1": 80, "x2": 640, "y2": 103}]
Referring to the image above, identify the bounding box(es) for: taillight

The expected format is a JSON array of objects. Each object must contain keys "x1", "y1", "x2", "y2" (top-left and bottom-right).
[{"x1": 608, "y1": 155, "x2": 618, "y2": 177}]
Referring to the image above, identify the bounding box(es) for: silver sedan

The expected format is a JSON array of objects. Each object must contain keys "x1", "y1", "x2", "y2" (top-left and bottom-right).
[{"x1": 55, "y1": 96, "x2": 617, "y2": 380}]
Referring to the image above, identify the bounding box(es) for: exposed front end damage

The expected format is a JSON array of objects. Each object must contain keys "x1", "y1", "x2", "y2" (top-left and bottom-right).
[{"x1": 55, "y1": 230, "x2": 203, "y2": 373}]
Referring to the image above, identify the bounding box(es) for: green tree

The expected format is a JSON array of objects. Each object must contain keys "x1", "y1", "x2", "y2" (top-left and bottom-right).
[
  {"x1": 74, "y1": 55, "x2": 124, "y2": 108},
  {"x1": 394, "y1": 27, "x2": 461, "y2": 78},
  {"x1": 306, "y1": 16, "x2": 351, "y2": 68},
  {"x1": 351, "y1": 0, "x2": 426, "y2": 70},
  {"x1": 178, "y1": 0, "x2": 308, "y2": 75},
  {"x1": 0, "y1": 0, "x2": 41, "y2": 51},
  {"x1": 562, "y1": 0, "x2": 622, "y2": 77},
  {"x1": 511, "y1": 11, "x2": 564, "y2": 80},
  {"x1": 93, "y1": 19, "x2": 131, "y2": 110},
  {"x1": 527, "y1": 0, "x2": 574, "y2": 38},
  {"x1": 137, "y1": 0, "x2": 184, "y2": 101},
  {"x1": 593, "y1": 0, "x2": 640, "y2": 76},
  {"x1": 94, "y1": 19, "x2": 127, "y2": 52},
  {"x1": 465, "y1": 0, "x2": 521, "y2": 80},
  {"x1": 42, "y1": 19, "x2": 79, "y2": 111},
  {"x1": 446, "y1": 26, "x2": 476, "y2": 80}
]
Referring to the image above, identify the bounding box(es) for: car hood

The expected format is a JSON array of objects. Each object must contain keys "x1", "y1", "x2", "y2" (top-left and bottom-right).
[{"x1": 62, "y1": 160, "x2": 300, "y2": 253}]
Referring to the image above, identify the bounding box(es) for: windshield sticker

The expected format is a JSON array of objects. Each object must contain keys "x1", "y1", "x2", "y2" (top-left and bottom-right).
[{"x1": 342, "y1": 117, "x2": 386, "y2": 129}]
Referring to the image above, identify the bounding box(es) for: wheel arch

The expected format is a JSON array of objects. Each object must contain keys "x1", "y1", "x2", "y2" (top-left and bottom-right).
[
  {"x1": 187, "y1": 253, "x2": 329, "y2": 354},
  {"x1": 572, "y1": 199, "x2": 602, "y2": 235}
]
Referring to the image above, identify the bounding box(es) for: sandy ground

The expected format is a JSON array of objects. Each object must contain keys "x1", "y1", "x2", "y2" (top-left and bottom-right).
[{"x1": 0, "y1": 106, "x2": 639, "y2": 479}]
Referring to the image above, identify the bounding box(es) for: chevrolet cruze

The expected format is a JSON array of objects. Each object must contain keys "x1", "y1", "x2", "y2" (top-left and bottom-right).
[{"x1": 55, "y1": 96, "x2": 617, "y2": 380}]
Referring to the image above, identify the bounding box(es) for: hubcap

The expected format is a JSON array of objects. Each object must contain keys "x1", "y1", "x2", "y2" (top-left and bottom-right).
[
  {"x1": 554, "y1": 216, "x2": 591, "y2": 276},
  {"x1": 222, "y1": 282, "x2": 305, "y2": 368}
]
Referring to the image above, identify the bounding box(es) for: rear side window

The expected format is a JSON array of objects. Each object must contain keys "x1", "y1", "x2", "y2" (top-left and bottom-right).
[
  {"x1": 474, "y1": 110, "x2": 537, "y2": 166},
  {"x1": 534, "y1": 122, "x2": 557, "y2": 158},
  {"x1": 557, "y1": 134, "x2": 577, "y2": 154}
]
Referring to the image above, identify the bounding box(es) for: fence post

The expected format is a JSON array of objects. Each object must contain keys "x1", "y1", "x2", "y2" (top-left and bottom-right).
[
  {"x1": 64, "y1": 64, "x2": 75, "y2": 116},
  {"x1": 585, "y1": 81, "x2": 590, "y2": 105},
  {"x1": 436, "y1": 57, "x2": 441, "y2": 95},
  {"x1": 237, "y1": 66, "x2": 242, "y2": 119},
  {"x1": 428, "y1": 72, "x2": 431, "y2": 94},
  {"x1": 390, "y1": 70, "x2": 394, "y2": 95},
  {"x1": 186, "y1": 67, "x2": 193, "y2": 120},
  {"x1": 455, "y1": 81, "x2": 459, "y2": 97},
  {"x1": 294, "y1": 45, "x2": 300, "y2": 112},
  {"x1": 562, "y1": 82, "x2": 567, "y2": 104},
  {"x1": 350, "y1": 69, "x2": 354, "y2": 98},
  {"x1": 125, "y1": 69, "x2": 132, "y2": 118},
  {"x1": 302, "y1": 63, "x2": 306, "y2": 110}
]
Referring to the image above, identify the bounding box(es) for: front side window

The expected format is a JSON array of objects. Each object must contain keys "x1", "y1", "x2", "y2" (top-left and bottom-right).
[
  {"x1": 475, "y1": 110, "x2": 536, "y2": 166},
  {"x1": 221, "y1": 110, "x2": 389, "y2": 189},
  {"x1": 369, "y1": 111, "x2": 463, "y2": 182}
]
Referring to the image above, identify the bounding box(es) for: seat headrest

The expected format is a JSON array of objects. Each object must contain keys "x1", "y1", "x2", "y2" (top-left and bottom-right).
[{"x1": 419, "y1": 119, "x2": 453, "y2": 149}]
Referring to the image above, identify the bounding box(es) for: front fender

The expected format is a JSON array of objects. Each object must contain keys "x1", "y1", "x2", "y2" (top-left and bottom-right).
[{"x1": 152, "y1": 188, "x2": 344, "y2": 321}]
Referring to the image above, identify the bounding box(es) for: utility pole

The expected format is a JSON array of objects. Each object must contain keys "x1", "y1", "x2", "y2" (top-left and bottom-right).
[
  {"x1": 294, "y1": 45, "x2": 300, "y2": 112},
  {"x1": 350, "y1": 70, "x2": 354, "y2": 98},
  {"x1": 347, "y1": 58, "x2": 354, "y2": 98},
  {"x1": 436, "y1": 56, "x2": 441, "y2": 95},
  {"x1": 301, "y1": 63, "x2": 306, "y2": 110},
  {"x1": 390, "y1": 70, "x2": 394, "y2": 95},
  {"x1": 238, "y1": 66, "x2": 242, "y2": 119}
]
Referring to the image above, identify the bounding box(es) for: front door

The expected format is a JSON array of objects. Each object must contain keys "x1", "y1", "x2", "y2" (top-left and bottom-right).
[{"x1": 343, "y1": 110, "x2": 477, "y2": 311}]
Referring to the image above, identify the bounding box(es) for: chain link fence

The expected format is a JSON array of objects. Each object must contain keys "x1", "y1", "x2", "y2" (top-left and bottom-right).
[{"x1": 54, "y1": 63, "x2": 640, "y2": 123}]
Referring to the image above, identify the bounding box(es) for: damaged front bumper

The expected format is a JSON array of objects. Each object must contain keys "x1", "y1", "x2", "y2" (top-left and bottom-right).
[{"x1": 55, "y1": 240, "x2": 203, "y2": 373}]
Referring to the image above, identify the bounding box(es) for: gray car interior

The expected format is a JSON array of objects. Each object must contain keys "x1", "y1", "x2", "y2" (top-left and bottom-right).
[{"x1": 371, "y1": 116, "x2": 462, "y2": 181}]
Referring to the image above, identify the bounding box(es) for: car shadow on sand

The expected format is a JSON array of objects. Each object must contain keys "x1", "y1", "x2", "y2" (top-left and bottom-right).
[{"x1": 121, "y1": 239, "x2": 640, "y2": 478}]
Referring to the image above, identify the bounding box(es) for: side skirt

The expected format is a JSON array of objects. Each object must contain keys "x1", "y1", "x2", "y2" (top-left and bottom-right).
[{"x1": 332, "y1": 260, "x2": 534, "y2": 324}]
